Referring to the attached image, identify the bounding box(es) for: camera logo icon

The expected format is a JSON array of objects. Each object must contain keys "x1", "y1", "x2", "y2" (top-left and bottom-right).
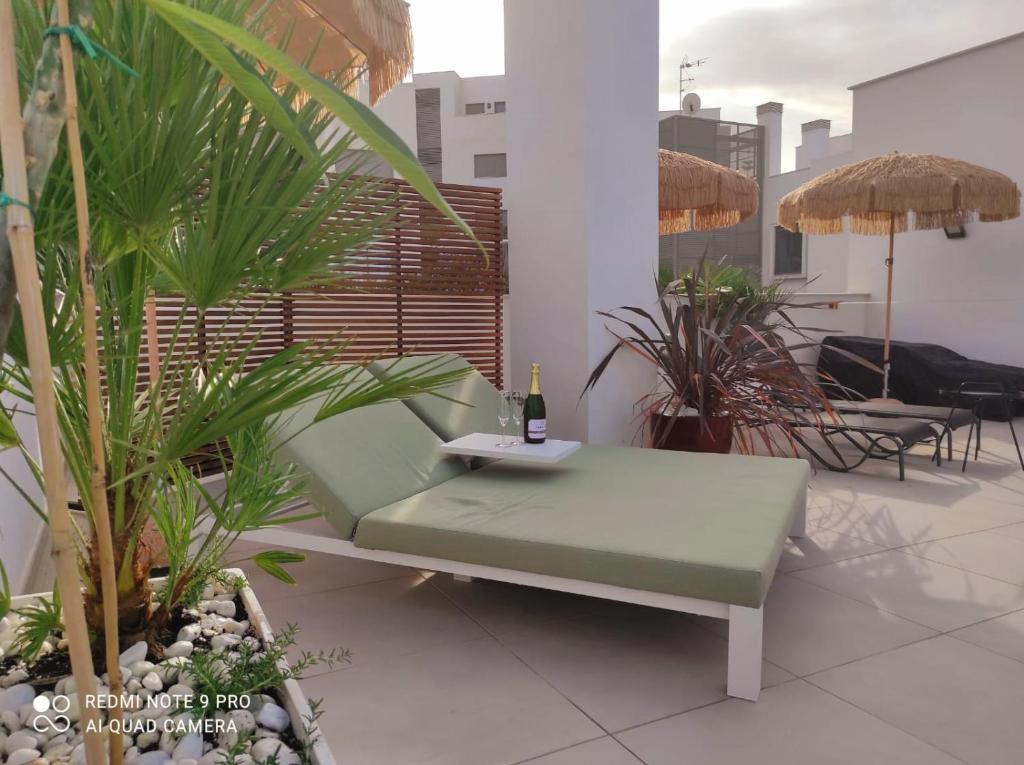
[{"x1": 31, "y1": 694, "x2": 72, "y2": 734}]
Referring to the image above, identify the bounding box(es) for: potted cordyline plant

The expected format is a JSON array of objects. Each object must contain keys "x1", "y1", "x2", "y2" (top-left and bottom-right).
[
  {"x1": 0, "y1": 1, "x2": 477, "y2": 764},
  {"x1": 583, "y1": 262, "x2": 833, "y2": 454}
]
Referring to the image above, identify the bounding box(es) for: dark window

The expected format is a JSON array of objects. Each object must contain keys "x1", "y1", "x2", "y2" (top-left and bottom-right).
[
  {"x1": 474, "y1": 153, "x2": 507, "y2": 178},
  {"x1": 773, "y1": 225, "x2": 804, "y2": 276},
  {"x1": 465, "y1": 102, "x2": 485, "y2": 115},
  {"x1": 494, "y1": 101, "x2": 506, "y2": 113}
]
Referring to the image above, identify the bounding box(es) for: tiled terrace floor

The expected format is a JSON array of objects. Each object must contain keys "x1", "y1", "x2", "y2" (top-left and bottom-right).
[{"x1": 240, "y1": 420, "x2": 1024, "y2": 765}]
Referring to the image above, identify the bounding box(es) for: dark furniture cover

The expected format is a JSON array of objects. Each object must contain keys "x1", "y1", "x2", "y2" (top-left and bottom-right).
[{"x1": 817, "y1": 336, "x2": 1024, "y2": 420}]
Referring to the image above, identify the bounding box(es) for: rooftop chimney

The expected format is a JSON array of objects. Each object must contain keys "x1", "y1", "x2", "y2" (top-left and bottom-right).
[
  {"x1": 797, "y1": 119, "x2": 831, "y2": 169},
  {"x1": 756, "y1": 102, "x2": 783, "y2": 176}
]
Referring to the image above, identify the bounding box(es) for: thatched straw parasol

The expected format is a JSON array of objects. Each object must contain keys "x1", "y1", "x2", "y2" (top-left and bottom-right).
[
  {"x1": 779, "y1": 151, "x2": 1020, "y2": 398},
  {"x1": 263, "y1": 0, "x2": 414, "y2": 104},
  {"x1": 659, "y1": 148, "x2": 760, "y2": 235}
]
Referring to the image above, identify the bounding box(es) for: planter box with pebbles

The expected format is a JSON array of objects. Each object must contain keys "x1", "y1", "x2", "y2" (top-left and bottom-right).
[{"x1": 0, "y1": 571, "x2": 336, "y2": 765}]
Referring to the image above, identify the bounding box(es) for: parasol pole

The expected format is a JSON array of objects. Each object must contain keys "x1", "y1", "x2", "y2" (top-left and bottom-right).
[{"x1": 881, "y1": 211, "x2": 896, "y2": 400}]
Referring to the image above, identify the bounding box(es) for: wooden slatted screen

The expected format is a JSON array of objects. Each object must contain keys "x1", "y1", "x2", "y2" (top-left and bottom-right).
[{"x1": 147, "y1": 177, "x2": 504, "y2": 390}]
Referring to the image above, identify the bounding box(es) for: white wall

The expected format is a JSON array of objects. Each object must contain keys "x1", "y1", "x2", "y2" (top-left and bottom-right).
[
  {"x1": 0, "y1": 392, "x2": 44, "y2": 594},
  {"x1": 848, "y1": 34, "x2": 1024, "y2": 366},
  {"x1": 762, "y1": 152, "x2": 856, "y2": 294},
  {"x1": 506, "y1": 0, "x2": 657, "y2": 444},
  {"x1": 763, "y1": 34, "x2": 1024, "y2": 366},
  {"x1": 369, "y1": 72, "x2": 509, "y2": 192}
]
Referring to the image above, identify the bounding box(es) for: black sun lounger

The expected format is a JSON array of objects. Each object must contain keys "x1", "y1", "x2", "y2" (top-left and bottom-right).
[
  {"x1": 826, "y1": 400, "x2": 977, "y2": 462},
  {"x1": 785, "y1": 410, "x2": 942, "y2": 481}
]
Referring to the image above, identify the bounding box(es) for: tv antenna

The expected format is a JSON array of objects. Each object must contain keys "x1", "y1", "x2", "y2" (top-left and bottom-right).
[{"x1": 678, "y1": 55, "x2": 708, "y2": 111}]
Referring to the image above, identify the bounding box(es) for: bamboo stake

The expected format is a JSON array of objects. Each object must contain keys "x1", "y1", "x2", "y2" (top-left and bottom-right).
[
  {"x1": 0, "y1": 3, "x2": 105, "y2": 764},
  {"x1": 53, "y1": 1, "x2": 124, "y2": 762},
  {"x1": 145, "y1": 288, "x2": 159, "y2": 387}
]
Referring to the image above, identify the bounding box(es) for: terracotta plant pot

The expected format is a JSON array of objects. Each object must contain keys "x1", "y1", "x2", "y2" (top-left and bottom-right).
[{"x1": 650, "y1": 412, "x2": 734, "y2": 454}]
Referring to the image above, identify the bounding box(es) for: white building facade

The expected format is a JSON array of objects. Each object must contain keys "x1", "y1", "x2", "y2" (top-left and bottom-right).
[
  {"x1": 762, "y1": 32, "x2": 1024, "y2": 367},
  {"x1": 371, "y1": 71, "x2": 509, "y2": 194}
]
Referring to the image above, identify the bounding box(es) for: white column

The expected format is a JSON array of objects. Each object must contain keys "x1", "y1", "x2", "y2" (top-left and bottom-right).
[
  {"x1": 505, "y1": 0, "x2": 658, "y2": 444},
  {"x1": 756, "y1": 102, "x2": 783, "y2": 176}
]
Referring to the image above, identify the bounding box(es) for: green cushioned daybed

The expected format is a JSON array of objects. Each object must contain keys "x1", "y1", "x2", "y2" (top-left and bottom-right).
[
  {"x1": 355, "y1": 445, "x2": 806, "y2": 609},
  {"x1": 252, "y1": 355, "x2": 809, "y2": 701}
]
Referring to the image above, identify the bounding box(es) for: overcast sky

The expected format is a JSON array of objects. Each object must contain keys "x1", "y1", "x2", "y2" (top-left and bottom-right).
[{"x1": 407, "y1": 0, "x2": 1024, "y2": 172}]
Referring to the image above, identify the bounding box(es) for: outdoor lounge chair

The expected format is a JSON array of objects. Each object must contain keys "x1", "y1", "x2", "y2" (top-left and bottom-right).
[
  {"x1": 826, "y1": 399, "x2": 977, "y2": 462},
  {"x1": 784, "y1": 407, "x2": 942, "y2": 481},
  {"x1": 235, "y1": 356, "x2": 809, "y2": 701}
]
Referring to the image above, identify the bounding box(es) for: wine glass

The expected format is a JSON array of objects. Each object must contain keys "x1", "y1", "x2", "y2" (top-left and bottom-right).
[
  {"x1": 510, "y1": 391, "x2": 525, "y2": 446},
  {"x1": 497, "y1": 390, "x2": 511, "y2": 447}
]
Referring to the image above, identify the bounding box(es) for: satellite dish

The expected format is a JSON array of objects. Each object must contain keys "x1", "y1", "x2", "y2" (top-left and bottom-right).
[{"x1": 682, "y1": 92, "x2": 702, "y2": 114}]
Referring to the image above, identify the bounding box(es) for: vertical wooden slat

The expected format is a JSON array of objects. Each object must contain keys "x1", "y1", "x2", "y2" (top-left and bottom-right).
[{"x1": 145, "y1": 178, "x2": 504, "y2": 401}]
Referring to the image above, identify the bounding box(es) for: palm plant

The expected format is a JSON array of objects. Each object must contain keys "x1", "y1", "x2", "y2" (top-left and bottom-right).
[
  {"x1": 0, "y1": 0, "x2": 473, "y2": 645},
  {"x1": 583, "y1": 264, "x2": 833, "y2": 454}
]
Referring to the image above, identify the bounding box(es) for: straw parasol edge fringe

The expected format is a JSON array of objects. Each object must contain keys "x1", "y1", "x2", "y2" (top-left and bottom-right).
[
  {"x1": 778, "y1": 152, "x2": 1021, "y2": 235},
  {"x1": 658, "y1": 149, "x2": 759, "y2": 234}
]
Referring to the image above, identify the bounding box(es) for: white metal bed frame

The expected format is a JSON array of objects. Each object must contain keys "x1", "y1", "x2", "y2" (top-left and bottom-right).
[{"x1": 229, "y1": 500, "x2": 806, "y2": 702}]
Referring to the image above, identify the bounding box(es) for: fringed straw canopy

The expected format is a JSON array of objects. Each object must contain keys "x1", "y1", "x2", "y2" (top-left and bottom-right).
[
  {"x1": 778, "y1": 152, "x2": 1021, "y2": 235},
  {"x1": 263, "y1": 0, "x2": 413, "y2": 104},
  {"x1": 658, "y1": 149, "x2": 760, "y2": 234}
]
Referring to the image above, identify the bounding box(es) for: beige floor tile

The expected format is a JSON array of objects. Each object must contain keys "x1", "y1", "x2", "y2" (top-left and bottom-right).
[
  {"x1": 499, "y1": 606, "x2": 792, "y2": 732},
  {"x1": 751, "y1": 576, "x2": 936, "y2": 676},
  {"x1": 904, "y1": 530, "x2": 1024, "y2": 585},
  {"x1": 617, "y1": 680, "x2": 961, "y2": 765},
  {"x1": 516, "y1": 737, "x2": 642, "y2": 765},
  {"x1": 237, "y1": 548, "x2": 413, "y2": 601},
  {"x1": 792, "y1": 548, "x2": 1024, "y2": 631},
  {"x1": 300, "y1": 638, "x2": 602, "y2": 765},
  {"x1": 990, "y1": 521, "x2": 1024, "y2": 543},
  {"x1": 427, "y1": 573, "x2": 645, "y2": 635},
  {"x1": 810, "y1": 493, "x2": 1024, "y2": 548},
  {"x1": 778, "y1": 528, "x2": 888, "y2": 572},
  {"x1": 951, "y1": 608, "x2": 1024, "y2": 663},
  {"x1": 810, "y1": 636, "x2": 1024, "y2": 765},
  {"x1": 260, "y1": 575, "x2": 486, "y2": 671}
]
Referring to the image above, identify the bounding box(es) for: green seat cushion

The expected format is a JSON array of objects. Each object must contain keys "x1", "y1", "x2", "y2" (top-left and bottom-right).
[
  {"x1": 274, "y1": 368, "x2": 469, "y2": 539},
  {"x1": 354, "y1": 445, "x2": 808, "y2": 608},
  {"x1": 368, "y1": 354, "x2": 500, "y2": 442}
]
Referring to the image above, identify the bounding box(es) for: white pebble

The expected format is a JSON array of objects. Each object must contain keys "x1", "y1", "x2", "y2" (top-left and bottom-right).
[
  {"x1": 130, "y1": 660, "x2": 156, "y2": 678},
  {"x1": 7, "y1": 730, "x2": 39, "y2": 753},
  {"x1": 141, "y1": 672, "x2": 163, "y2": 692},
  {"x1": 2, "y1": 669, "x2": 30, "y2": 687},
  {"x1": 179, "y1": 760, "x2": 198, "y2": 765},
  {"x1": 163, "y1": 641, "x2": 194, "y2": 659},
  {"x1": 44, "y1": 742, "x2": 72, "y2": 760},
  {"x1": 155, "y1": 657, "x2": 188, "y2": 684},
  {"x1": 219, "y1": 619, "x2": 244, "y2": 636},
  {"x1": 255, "y1": 702, "x2": 289, "y2": 733},
  {"x1": 119, "y1": 641, "x2": 149, "y2": 667},
  {"x1": 136, "y1": 729, "x2": 159, "y2": 750},
  {"x1": 7, "y1": 748, "x2": 41, "y2": 765},
  {"x1": 166, "y1": 684, "x2": 193, "y2": 704},
  {"x1": 251, "y1": 739, "x2": 299, "y2": 765},
  {"x1": 0, "y1": 684, "x2": 35, "y2": 714},
  {"x1": 210, "y1": 634, "x2": 240, "y2": 653},
  {"x1": 176, "y1": 624, "x2": 201, "y2": 643},
  {"x1": 2, "y1": 708, "x2": 21, "y2": 730},
  {"x1": 135, "y1": 751, "x2": 171, "y2": 765},
  {"x1": 173, "y1": 733, "x2": 204, "y2": 761}
]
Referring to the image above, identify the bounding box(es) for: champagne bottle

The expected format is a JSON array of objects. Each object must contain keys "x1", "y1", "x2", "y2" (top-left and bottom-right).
[{"x1": 524, "y1": 362, "x2": 547, "y2": 444}]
